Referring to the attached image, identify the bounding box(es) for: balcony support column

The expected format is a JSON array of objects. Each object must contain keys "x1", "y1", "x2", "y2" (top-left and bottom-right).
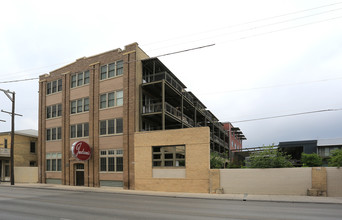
[
  {"x1": 181, "y1": 96, "x2": 184, "y2": 128},
  {"x1": 162, "y1": 80, "x2": 165, "y2": 130}
]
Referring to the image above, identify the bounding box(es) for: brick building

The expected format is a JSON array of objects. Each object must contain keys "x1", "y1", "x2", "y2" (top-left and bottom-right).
[
  {"x1": 223, "y1": 122, "x2": 246, "y2": 150},
  {"x1": 0, "y1": 129, "x2": 38, "y2": 182},
  {"x1": 38, "y1": 43, "x2": 228, "y2": 189}
]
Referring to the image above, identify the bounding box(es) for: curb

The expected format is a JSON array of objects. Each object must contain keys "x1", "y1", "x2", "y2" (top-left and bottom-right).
[{"x1": 1, "y1": 184, "x2": 342, "y2": 205}]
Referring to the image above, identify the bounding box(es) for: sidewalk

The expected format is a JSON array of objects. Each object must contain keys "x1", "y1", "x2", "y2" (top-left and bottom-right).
[{"x1": 1, "y1": 183, "x2": 342, "y2": 204}]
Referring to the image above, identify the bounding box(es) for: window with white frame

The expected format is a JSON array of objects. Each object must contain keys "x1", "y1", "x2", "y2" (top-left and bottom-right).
[
  {"x1": 100, "y1": 149, "x2": 123, "y2": 172},
  {"x1": 100, "y1": 60, "x2": 124, "y2": 80},
  {"x1": 46, "y1": 153, "x2": 62, "y2": 171},
  {"x1": 46, "y1": 104, "x2": 62, "y2": 119},
  {"x1": 47, "y1": 79, "x2": 62, "y2": 95},
  {"x1": 99, "y1": 118, "x2": 123, "y2": 135},
  {"x1": 152, "y1": 145, "x2": 185, "y2": 167},
  {"x1": 70, "y1": 123, "x2": 89, "y2": 138},
  {"x1": 99, "y1": 90, "x2": 123, "y2": 109},
  {"x1": 70, "y1": 97, "x2": 89, "y2": 114},
  {"x1": 71, "y1": 70, "x2": 90, "y2": 88},
  {"x1": 46, "y1": 127, "x2": 62, "y2": 141}
]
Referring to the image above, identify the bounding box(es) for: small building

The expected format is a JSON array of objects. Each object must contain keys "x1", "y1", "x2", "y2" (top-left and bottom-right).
[
  {"x1": 317, "y1": 138, "x2": 342, "y2": 166},
  {"x1": 278, "y1": 140, "x2": 317, "y2": 167},
  {"x1": 0, "y1": 129, "x2": 38, "y2": 181}
]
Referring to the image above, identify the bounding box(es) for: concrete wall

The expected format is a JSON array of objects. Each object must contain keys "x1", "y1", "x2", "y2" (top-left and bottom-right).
[
  {"x1": 220, "y1": 168, "x2": 312, "y2": 195},
  {"x1": 14, "y1": 167, "x2": 38, "y2": 183},
  {"x1": 134, "y1": 127, "x2": 210, "y2": 193},
  {"x1": 326, "y1": 167, "x2": 342, "y2": 197}
]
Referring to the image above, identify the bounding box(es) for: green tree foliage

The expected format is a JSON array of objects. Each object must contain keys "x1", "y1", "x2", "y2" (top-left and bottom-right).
[
  {"x1": 328, "y1": 149, "x2": 342, "y2": 168},
  {"x1": 301, "y1": 153, "x2": 322, "y2": 167},
  {"x1": 210, "y1": 152, "x2": 226, "y2": 169},
  {"x1": 247, "y1": 146, "x2": 293, "y2": 168}
]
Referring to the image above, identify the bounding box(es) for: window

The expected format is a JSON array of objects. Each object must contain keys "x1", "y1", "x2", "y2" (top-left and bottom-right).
[
  {"x1": 4, "y1": 139, "x2": 7, "y2": 148},
  {"x1": 71, "y1": 70, "x2": 90, "y2": 88},
  {"x1": 70, "y1": 98, "x2": 89, "y2": 114},
  {"x1": 58, "y1": 79, "x2": 62, "y2": 91},
  {"x1": 99, "y1": 90, "x2": 123, "y2": 109},
  {"x1": 100, "y1": 149, "x2": 123, "y2": 172},
  {"x1": 46, "y1": 104, "x2": 62, "y2": 119},
  {"x1": 46, "y1": 153, "x2": 62, "y2": 171},
  {"x1": 30, "y1": 161, "x2": 36, "y2": 167},
  {"x1": 52, "y1": 81, "x2": 57, "y2": 93},
  {"x1": 47, "y1": 79, "x2": 62, "y2": 95},
  {"x1": 100, "y1": 60, "x2": 124, "y2": 80},
  {"x1": 30, "y1": 142, "x2": 36, "y2": 153},
  {"x1": 99, "y1": 118, "x2": 123, "y2": 135},
  {"x1": 70, "y1": 123, "x2": 89, "y2": 138},
  {"x1": 152, "y1": 145, "x2": 185, "y2": 167},
  {"x1": 46, "y1": 127, "x2": 62, "y2": 141}
]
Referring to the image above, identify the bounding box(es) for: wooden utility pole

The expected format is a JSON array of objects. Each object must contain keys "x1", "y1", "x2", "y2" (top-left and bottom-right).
[{"x1": 1, "y1": 89, "x2": 22, "y2": 185}]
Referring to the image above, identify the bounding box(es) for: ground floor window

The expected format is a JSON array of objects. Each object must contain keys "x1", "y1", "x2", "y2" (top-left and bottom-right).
[
  {"x1": 152, "y1": 145, "x2": 185, "y2": 167},
  {"x1": 46, "y1": 153, "x2": 62, "y2": 171},
  {"x1": 100, "y1": 149, "x2": 123, "y2": 172}
]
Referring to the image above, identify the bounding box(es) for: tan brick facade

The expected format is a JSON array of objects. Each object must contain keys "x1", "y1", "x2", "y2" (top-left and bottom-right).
[
  {"x1": 134, "y1": 127, "x2": 211, "y2": 193},
  {"x1": 38, "y1": 43, "x2": 149, "y2": 188}
]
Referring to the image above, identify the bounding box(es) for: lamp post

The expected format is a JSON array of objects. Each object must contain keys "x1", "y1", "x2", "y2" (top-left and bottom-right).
[{"x1": 0, "y1": 89, "x2": 22, "y2": 185}]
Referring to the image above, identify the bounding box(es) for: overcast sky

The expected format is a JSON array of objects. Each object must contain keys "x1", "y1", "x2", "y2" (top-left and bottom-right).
[{"x1": 1, "y1": 0, "x2": 341, "y2": 147}]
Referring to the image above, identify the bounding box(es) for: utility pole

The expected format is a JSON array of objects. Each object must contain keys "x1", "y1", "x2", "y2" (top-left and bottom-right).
[{"x1": 1, "y1": 89, "x2": 22, "y2": 185}]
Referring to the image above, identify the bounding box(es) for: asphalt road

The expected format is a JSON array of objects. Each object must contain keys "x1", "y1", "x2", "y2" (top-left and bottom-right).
[{"x1": 0, "y1": 186, "x2": 341, "y2": 220}]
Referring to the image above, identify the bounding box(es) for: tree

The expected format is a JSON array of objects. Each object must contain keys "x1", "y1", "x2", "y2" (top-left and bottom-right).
[
  {"x1": 247, "y1": 146, "x2": 293, "y2": 168},
  {"x1": 328, "y1": 149, "x2": 342, "y2": 168},
  {"x1": 301, "y1": 153, "x2": 322, "y2": 167},
  {"x1": 210, "y1": 152, "x2": 226, "y2": 169}
]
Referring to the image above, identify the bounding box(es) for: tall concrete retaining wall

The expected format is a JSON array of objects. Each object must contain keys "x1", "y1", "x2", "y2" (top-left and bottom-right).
[
  {"x1": 220, "y1": 168, "x2": 312, "y2": 196},
  {"x1": 14, "y1": 167, "x2": 38, "y2": 183},
  {"x1": 326, "y1": 167, "x2": 342, "y2": 197}
]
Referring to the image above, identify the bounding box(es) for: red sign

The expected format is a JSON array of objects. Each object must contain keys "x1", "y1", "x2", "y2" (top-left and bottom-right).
[{"x1": 71, "y1": 141, "x2": 91, "y2": 161}]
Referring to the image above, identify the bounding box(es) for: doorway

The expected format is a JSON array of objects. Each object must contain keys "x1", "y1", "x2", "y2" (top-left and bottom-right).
[{"x1": 75, "y1": 164, "x2": 84, "y2": 186}]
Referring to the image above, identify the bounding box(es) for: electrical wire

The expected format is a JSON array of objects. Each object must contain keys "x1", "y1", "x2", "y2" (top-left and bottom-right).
[
  {"x1": 2, "y1": 2, "x2": 342, "y2": 81},
  {"x1": 230, "y1": 108, "x2": 342, "y2": 123},
  {"x1": 142, "y1": 1, "x2": 342, "y2": 47}
]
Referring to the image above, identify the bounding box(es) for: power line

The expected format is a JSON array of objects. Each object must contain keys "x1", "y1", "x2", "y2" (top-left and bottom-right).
[
  {"x1": 230, "y1": 108, "x2": 342, "y2": 123},
  {"x1": 198, "y1": 76, "x2": 342, "y2": 95},
  {"x1": 0, "y1": 77, "x2": 39, "y2": 84},
  {"x1": 220, "y1": 15, "x2": 342, "y2": 44},
  {"x1": 0, "y1": 44, "x2": 215, "y2": 84},
  {"x1": 142, "y1": 1, "x2": 342, "y2": 48}
]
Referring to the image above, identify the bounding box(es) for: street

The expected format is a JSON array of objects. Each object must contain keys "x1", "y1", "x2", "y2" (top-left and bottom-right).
[{"x1": 0, "y1": 186, "x2": 341, "y2": 220}]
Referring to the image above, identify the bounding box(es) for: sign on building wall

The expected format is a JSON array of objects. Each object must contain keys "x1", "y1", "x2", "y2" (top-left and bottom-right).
[{"x1": 71, "y1": 141, "x2": 91, "y2": 161}]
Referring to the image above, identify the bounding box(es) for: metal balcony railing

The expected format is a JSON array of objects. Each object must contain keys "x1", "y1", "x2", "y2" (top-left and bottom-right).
[
  {"x1": 142, "y1": 103, "x2": 162, "y2": 114},
  {"x1": 142, "y1": 102, "x2": 194, "y2": 127},
  {"x1": 143, "y1": 72, "x2": 183, "y2": 93},
  {"x1": 182, "y1": 91, "x2": 194, "y2": 103}
]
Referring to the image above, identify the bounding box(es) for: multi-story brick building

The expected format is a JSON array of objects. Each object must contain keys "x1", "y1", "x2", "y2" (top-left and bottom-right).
[
  {"x1": 38, "y1": 43, "x2": 228, "y2": 189},
  {"x1": 223, "y1": 122, "x2": 246, "y2": 150},
  {"x1": 0, "y1": 129, "x2": 38, "y2": 182}
]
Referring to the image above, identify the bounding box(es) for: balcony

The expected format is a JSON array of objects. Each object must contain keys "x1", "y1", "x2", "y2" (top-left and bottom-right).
[
  {"x1": 143, "y1": 72, "x2": 183, "y2": 93},
  {"x1": 0, "y1": 148, "x2": 10, "y2": 157},
  {"x1": 142, "y1": 102, "x2": 194, "y2": 127}
]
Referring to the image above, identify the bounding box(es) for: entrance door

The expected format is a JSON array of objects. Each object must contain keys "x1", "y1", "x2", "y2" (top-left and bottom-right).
[{"x1": 75, "y1": 164, "x2": 84, "y2": 186}]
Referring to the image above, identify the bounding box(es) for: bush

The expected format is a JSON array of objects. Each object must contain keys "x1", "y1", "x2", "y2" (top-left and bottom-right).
[
  {"x1": 247, "y1": 146, "x2": 293, "y2": 168},
  {"x1": 210, "y1": 152, "x2": 226, "y2": 169},
  {"x1": 328, "y1": 149, "x2": 342, "y2": 168},
  {"x1": 301, "y1": 153, "x2": 322, "y2": 167}
]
